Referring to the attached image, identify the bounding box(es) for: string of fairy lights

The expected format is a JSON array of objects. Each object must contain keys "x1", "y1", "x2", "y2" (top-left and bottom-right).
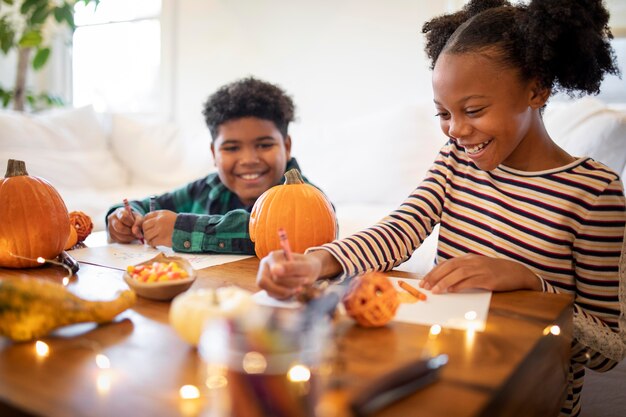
[{"x1": 4, "y1": 251, "x2": 563, "y2": 413}]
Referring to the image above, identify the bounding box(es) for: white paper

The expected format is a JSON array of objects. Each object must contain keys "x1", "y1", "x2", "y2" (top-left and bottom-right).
[
  {"x1": 389, "y1": 277, "x2": 491, "y2": 331},
  {"x1": 252, "y1": 290, "x2": 301, "y2": 309},
  {"x1": 69, "y1": 243, "x2": 251, "y2": 271},
  {"x1": 253, "y1": 277, "x2": 491, "y2": 331}
]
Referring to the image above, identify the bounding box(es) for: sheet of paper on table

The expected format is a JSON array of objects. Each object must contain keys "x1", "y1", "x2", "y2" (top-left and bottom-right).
[
  {"x1": 253, "y1": 276, "x2": 492, "y2": 331},
  {"x1": 69, "y1": 243, "x2": 252, "y2": 271},
  {"x1": 388, "y1": 277, "x2": 491, "y2": 331}
]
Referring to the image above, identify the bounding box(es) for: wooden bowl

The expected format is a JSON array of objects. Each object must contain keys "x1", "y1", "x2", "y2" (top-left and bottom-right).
[{"x1": 123, "y1": 253, "x2": 196, "y2": 301}]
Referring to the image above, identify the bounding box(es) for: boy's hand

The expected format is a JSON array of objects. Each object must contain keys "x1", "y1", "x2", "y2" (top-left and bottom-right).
[
  {"x1": 142, "y1": 210, "x2": 176, "y2": 247},
  {"x1": 107, "y1": 207, "x2": 144, "y2": 243},
  {"x1": 419, "y1": 254, "x2": 542, "y2": 294},
  {"x1": 257, "y1": 251, "x2": 322, "y2": 300}
]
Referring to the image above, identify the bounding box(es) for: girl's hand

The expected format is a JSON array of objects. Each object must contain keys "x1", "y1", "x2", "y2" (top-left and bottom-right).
[
  {"x1": 256, "y1": 251, "x2": 323, "y2": 300},
  {"x1": 419, "y1": 254, "x2": 542, "y2": 294},
  {"x1": 107, "y1": 207, "x2": 144, "y2": 243},
  {"x1": 142, "y1": 210, "x2": 177, "y2": 247}
]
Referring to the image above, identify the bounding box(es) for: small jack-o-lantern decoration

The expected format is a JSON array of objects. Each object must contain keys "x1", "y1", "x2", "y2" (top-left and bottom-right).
[{"x1": 342, "y1": 272, "x2": 399, "y2": 327}]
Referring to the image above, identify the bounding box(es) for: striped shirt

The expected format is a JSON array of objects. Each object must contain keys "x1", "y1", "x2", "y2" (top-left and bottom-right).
[
  {"x1": 106, "y1": 158, "x2": 310, "y2": 254},
  {"x1": 316, "y1": 141, "x2": 626, "y2": 416}
]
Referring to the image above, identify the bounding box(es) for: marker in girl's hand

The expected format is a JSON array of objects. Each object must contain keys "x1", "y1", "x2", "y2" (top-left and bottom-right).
[
  {"x1": 123, "y1": 198, "x2": 144, "y2": 244},
  {"x1": 277, "y1": 227, "x2": 293, "y2": 261}
]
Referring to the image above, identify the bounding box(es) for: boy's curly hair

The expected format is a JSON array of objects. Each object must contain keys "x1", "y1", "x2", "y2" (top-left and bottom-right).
[
  {"x1": 202, "y1": 77, "x2": 295, "y2": 140},
  {"x1": 422, "y1": 0, "x2": 620, "y2": 96}
]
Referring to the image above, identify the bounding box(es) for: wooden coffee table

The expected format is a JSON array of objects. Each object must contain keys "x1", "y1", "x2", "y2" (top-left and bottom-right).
[{"x1": 0, "y1": 240, "x2": 572, "y2": 417}]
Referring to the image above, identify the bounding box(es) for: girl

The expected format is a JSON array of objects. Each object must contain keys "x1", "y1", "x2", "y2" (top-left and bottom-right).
[{"x1": 256, "y1": 1, "x2": 625, "y2": 415}]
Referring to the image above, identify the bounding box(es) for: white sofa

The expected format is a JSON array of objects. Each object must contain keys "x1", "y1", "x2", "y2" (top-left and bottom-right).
[
  {"x1": 0, "y1": 105, "x2": 212, "y2": 231},
  {"x1": 1, "y1": 97, "x2": 625, "y2": 274}
]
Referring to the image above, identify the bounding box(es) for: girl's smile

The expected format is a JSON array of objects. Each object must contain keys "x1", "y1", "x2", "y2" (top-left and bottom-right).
[{"x1": 462, "y1": 139, "x2": 493, "y2": 157}]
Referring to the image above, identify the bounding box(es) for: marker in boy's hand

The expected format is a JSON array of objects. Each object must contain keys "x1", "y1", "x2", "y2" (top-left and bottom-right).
[
  {"x1": 123, "y1": 198, "x2": 144, "y2": 244},
  {"x1": 149, "y1": 195, "x2": 156, "y2": 213}
]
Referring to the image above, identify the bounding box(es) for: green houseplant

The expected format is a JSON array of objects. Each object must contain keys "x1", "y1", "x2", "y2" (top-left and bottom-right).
[{"x1": 0, "y1": 0, "x2": 99, "y2": 111}]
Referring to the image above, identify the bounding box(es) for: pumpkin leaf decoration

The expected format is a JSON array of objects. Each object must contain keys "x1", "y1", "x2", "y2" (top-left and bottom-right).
[
  {"x1": 0, "y1": 159, "x2": 70, "y2": 268},
  {"x1": 249, "y1": 168, "x2": 337, "y2": 259}
]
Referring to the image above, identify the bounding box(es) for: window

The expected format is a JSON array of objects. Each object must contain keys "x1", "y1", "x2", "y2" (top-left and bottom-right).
[{"x1": 72, "y1": 0, "x2": 162, "y2": 113}]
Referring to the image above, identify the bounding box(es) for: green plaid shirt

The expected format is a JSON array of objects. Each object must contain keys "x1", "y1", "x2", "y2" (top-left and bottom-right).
[{"x1": 106, "y1": 159, "x2": 312, "y2": 254}]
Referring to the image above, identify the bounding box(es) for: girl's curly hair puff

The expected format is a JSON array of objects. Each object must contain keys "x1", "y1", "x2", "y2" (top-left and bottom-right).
[{"x1": 422, "y1": 0, "x2": 620, "y2": 96}]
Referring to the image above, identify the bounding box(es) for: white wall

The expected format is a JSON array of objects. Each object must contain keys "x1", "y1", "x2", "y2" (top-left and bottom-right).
[
  {"x1": 169, "y1": 0, "x2": 626, "y2": 154},
  {"x1": 172, "y1": 0, "x2": 448, "y2": 138},
  {"x1": 1, "y1": 0, "x2": 623, "y2": 126}
]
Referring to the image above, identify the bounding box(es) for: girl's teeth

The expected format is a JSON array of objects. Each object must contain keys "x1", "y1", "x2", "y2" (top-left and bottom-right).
[{"x1": 466, "y1": 140, "x2": 490, "y2": 155}]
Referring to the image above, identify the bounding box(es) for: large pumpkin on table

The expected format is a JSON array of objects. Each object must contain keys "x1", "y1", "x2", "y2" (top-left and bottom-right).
[
  {"x1": 249, "y1": 168, "x2": 337, "y2": 258},
  {"x1": 0, "y1": 159, "x2": 70, "y2": 268}
]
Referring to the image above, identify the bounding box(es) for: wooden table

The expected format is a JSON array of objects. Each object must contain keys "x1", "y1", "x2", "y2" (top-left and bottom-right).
[{"x1": 0, "y1": 245, "x2": 572, "y2": 417}]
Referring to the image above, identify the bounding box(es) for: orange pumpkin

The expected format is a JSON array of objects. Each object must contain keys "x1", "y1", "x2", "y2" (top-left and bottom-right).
[
  {"x1": 0, "y1": 159, "x2": 70, "y2": 268},
  {"x1": 249, "y1": 168, "x2": 337, "y2": 258},
  {"x1": 64, "y1": 224, "x2": 78, "y2": 250}
]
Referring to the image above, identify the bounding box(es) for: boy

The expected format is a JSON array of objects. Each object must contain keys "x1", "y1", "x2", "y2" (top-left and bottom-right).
[{"x1": 106, "y1": 77, "x2": 316, "y2": 254}]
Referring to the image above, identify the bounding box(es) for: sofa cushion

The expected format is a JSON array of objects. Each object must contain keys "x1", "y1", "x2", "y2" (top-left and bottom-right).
[
  {"x1": 544, "y1": 97, "x2": 626, "y2": 175},
  {"x1": 109, "y1": 113, "x2": 214, "y2": 188},
  {"x1": 0, "y1": 106, "x2": 129, "y2": 189},
  {"x1": 296, "y1": 103, "x2": 447, "y2": 206},
  {"x1": 335, "y1": 202, "x2": 438, "y2": 274}
]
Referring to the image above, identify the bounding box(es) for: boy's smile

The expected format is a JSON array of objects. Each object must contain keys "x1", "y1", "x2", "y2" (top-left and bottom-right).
[{"x1": 211, "y1": 117, "x2": 291, "y2": 206}]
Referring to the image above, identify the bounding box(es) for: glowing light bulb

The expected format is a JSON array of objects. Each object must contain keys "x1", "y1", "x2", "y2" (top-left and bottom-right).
[
  {"x1": 35, "y1": 341, "x2": 49, "y2": 357},
  {"x1": 543, "y1": 324, "x2": 561, "y2": 336},
  {"x1": 242, "y1": 351, "x2": 267, "y2": 374},
  {"x1": 179, "y1": 385, "x2": 201, "y2": 399},
  {"x1": 287, "y1": 364, "x2": 311, "y2": 382},
  {"x1": 429, "y1": 324, "x2": 442, "y2": 336},
  {"x1": 205, "y1": 375, "x2": 228, "y2": 390},
  {"x1": 464, "y1": 310, "x2": 477, "y2": 321},
  {"x1": 95, "y1": 354, "x2": 111, "y2": 369},
  {"x1": 37, "y1": 257, "x2": 45, "y2": 264}
]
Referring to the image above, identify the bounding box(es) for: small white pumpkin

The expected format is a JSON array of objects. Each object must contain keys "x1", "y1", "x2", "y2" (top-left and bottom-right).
[{"x1": 169, "y1": 286, "x2": 254, "y2": 346}]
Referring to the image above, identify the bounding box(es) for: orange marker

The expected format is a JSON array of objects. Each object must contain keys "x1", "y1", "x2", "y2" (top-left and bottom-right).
[
  {"x1": 123, "y1": 198, "x2": 144, "y2": 244},
  {"x1": 277, "y1": 228, "x2": 293, "y2": 261},
  {"x1": 398, "y1": 280, "x2": 427, "y2": 301}
]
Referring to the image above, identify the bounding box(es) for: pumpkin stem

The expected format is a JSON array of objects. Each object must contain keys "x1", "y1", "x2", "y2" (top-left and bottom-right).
[
  {"x1": 5, "y1": 159, "x2": 28, "y2": 178},
  {"x1": 284, "y1": 168, "x2": 304, "y2": 185}
]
